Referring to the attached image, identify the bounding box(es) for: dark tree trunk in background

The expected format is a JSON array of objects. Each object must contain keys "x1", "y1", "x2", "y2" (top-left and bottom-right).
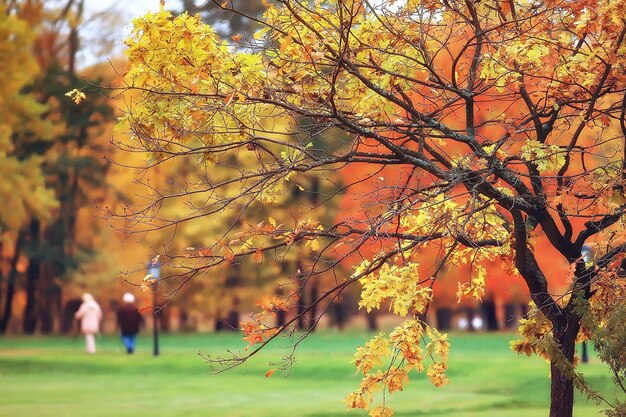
[
  {"x1": 214, "y1": 312, "x2": 223, "y2": 331},
  {"x1": 296, "y1": 263, "x2": 307, "y2": 330},
  {"x1": 225, "y1": 309, "x2": 239, "y2": 331},
  {"x1": 159, "y1": 305, "x2": 171, "y2": 332},
  {"x1": 0, "y1": 232, "x2": 25, "y2": 333},
  {"x1": 332, "y1": 300, "x2": 346, "y2": 330},
  {"x1": 549, "y1": 316, "x2": 579, "y2": 417},
  {"x1": 39, "y1": 285, "x2": 62, "y2": 334},
  {"x1": 466, "y1": 307, "x2": 476, "y2": 331},
  {"x1": 504, "y1": 303, "x2": 518, "y2": 329},
  {"x1": 308, "y1": 283, "x2": 318, "y2": 331},
  {"x1": 178, "y1": 309, "x2": 189, "y2": 332},
  {"x1": 215, "y1": 309, "x2": 240, "y2": 331},
  {"x1": 0, "y1": 242, "x2": 3, "y2": 329},
  {"x1": 61, "y1": 299, "x2": 81, "y2": 334},
  {"x1": 436, "y1": 307, "x2": 452, "y2": 331},
  {"x1": 366, "y1": 311, "x2": 378, "y2": 331},
  {"x1": 39, "y1": 262, "x2": 62, "y2": 334},
  {"x1": 581, "y1": 342, "x2": 589, "y2": 364},
  {"x1": 520, "y1": 302, "x2": 529, "y2": 317},
  {"x1": 481, "y1": 299, "x2": 499, "y2": 331},
  {"x1": 276, "y1": 309, "x2": 286, "y2": 328},
  {"x1": 23, "y1": 219, "x2": 41, "y2": 334}
]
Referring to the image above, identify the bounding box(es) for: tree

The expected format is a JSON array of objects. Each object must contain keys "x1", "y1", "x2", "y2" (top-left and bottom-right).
[
  {"x1": 0, "y1": 1, "x2": 57, "y2": 333},
  {"x1": 118, "y1": 2, "x2": 626, "y2": 417}
]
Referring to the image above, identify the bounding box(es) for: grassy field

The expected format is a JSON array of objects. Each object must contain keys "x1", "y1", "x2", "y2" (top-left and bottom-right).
[{"x1": 0, "y1": 331, "x2": 618, "y2": 417}]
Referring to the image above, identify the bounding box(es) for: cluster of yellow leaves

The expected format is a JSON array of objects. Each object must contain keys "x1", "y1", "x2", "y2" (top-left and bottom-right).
[
  {"x1": 481, "y1": 40, "x2": 550, "y2": 91},
  {"x1": 357, "y1": 261, "x2": 431, "y2": 316},
  {"x1": 455, "y1": 262, "x2": 487, "y2": 302},
  {"x1": 480, "y1": 0, "x2": 626, "y2": 100},
  {"x1": 400, "y1": 196, "x2": 458, "y2": 235},
  {"x1": 389, "y1": 319, "x2": 425, "y2": 371},
  {"x1": 520, "y1": 140, "x2": 565, "y2": 173},
  {"x1": 354, "y1": 333, "x2": 390, "y2": 374},
  {"x1": 510, "y1": 302, "x2": 554, "y2": 360},
  {"x1": 256, "y1": 294, "x2": 293, "y2": 314},
  {"x1": 345, "y1": 319, "x2": 449, "y2": 415},
  {"x1": 424, "y1": 326, "x2": 451, "y2": 387},
  {"x1": 400, "y1": 195, "x2": 510, "y2": 257},
  {"x1": 65, "y1": 89, "x2": 86, "y2": 105}
]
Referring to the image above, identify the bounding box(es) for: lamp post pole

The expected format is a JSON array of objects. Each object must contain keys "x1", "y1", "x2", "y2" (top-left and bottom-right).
[
  {"x1": 580, "y1": 245, "x2": 592, "y2": 364},
  {"x1": 149, "y1": 258, "x2": 161, "y2": 357}
]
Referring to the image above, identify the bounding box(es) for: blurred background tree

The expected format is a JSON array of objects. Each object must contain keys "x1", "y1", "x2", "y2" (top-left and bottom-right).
[
  {"x1": 0, "y1": 0, "x2": 117, "y2": 334},
  {"x1": 0, "y1": 1, "x2": 56, "y2": 333}
]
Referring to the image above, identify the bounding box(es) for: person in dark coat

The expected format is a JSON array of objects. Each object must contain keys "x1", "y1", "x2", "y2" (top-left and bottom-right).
[{"x1": 117, "y1": 293, "x2": 144, "y2": 354}]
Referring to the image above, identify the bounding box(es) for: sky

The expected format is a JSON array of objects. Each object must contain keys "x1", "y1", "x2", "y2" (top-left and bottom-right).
[
  {"x1": 80, "y1": 0, "x2": 164, "y2": 67},
  {"x1": 84, "y1": 0, "x2": 161, "y2": 20}
]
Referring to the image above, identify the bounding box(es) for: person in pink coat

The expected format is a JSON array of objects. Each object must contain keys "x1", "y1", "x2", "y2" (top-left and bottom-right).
[{"x1": 74, "y1": 293, "x2": 103, "y2": 354}]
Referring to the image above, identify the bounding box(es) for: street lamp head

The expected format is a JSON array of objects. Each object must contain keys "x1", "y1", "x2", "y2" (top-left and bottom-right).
[{"x1": 581, "y1": 245, "x2": 592, "y2": 263}]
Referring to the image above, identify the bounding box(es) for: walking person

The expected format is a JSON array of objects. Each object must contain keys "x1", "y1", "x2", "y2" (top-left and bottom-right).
[
  {"x1": 74, "y1": 293, "x2": 103, "y2": 354},
  {"x1": 117, "y1": 292, "x2": 144, "y2": 354}
]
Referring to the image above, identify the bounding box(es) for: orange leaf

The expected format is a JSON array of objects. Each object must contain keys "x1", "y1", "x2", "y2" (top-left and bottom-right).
[
  {"x1": 197, "y1": 248, "x2": 212, "y2": 257},
  {"x1": 280, "y1": 35, "x2": 292, "y2": 55},
  {"x1": 601, "y1": 114, "x2": 611, "y2": 127},
  {"x1": 253, "y1": 249, "x2": 264, "y2": 263},
  {"x1": 224, "y1": 93, "x2": 235, "y2": 106},
  {"x1": 223, "y1": 247, "x2": 235, "y2": 262},
  {"x1": 265, "y1": 369, "x2": 276, "y2": 378},
  {"x1": 231, "y1": 34, "x2": 242, "y2": 42}
]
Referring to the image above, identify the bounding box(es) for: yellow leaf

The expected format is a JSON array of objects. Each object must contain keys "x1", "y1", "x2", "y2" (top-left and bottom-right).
[{"x1": 65, "y1": 89, "x2": 86, "y2": 105}]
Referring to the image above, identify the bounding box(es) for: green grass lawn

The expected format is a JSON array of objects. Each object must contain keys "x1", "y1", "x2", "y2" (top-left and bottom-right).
[{"x1": 0, "y1": 331, "x2": 618, "y2": 417}]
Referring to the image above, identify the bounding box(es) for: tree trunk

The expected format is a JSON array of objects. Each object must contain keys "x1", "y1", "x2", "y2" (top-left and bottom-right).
[
  {"x1": 481, "y1": 299, "x2": 499, "y2": 331},
  {"x1": 23, "y1": 219, "x2": 40, "y2": 334},
  {"x1": 61, "y1": 299, "x2": 82, "y2": 334},
  {"x1": 436, "y1": 307, "x2": 452, "y2": 331},
  {"x1": 0, "y1": 232, "x2": 25, "y2": 333},
  {"x1": 549, "y1": 316, "x2": 579, "y2": 417},
  {"x1": 214, "y1": 310, "x2": 223, "y2": 331},
  {"x1": 39, "y1": 262, "x2": 61, "y2": 334},
  {"x1": 332, "y1": 300, "x2": 346, "y2": 330},
  {"x1": 276, "y1": 309, "x2": 286, "y2": 328},
  {"x1": 504, "y1": 303, "x2": 518, "y2": 329},
  {"x1": 224, "y1": 308, "x2": 239, "y2": 331},
  {"x1": 466, "y1": 307, "x2": 476, "y2": 331},
  {"x1": 366, "y1": 311, "x2": 378, "y2": 331},
  {"x1": 308, "y1": 283, "x2": 318, "y2": 332},
  {"x1": 296, "y1": 262, "x2": 307, "y2": 330},
  {"x1": 39, "y1": 283, "x2": 62, "y2": 334},
  {"x1": 159, "y1": 304, "x2": 171, "y2": 332}
]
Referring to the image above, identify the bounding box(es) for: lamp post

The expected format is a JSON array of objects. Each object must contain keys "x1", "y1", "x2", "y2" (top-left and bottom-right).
[
  {"x1": 580, "y1": 245, "x2": 592, "y2": 364},
  {"x1": 149, "y1": 258, "x2": 161, "y2": 356}
]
